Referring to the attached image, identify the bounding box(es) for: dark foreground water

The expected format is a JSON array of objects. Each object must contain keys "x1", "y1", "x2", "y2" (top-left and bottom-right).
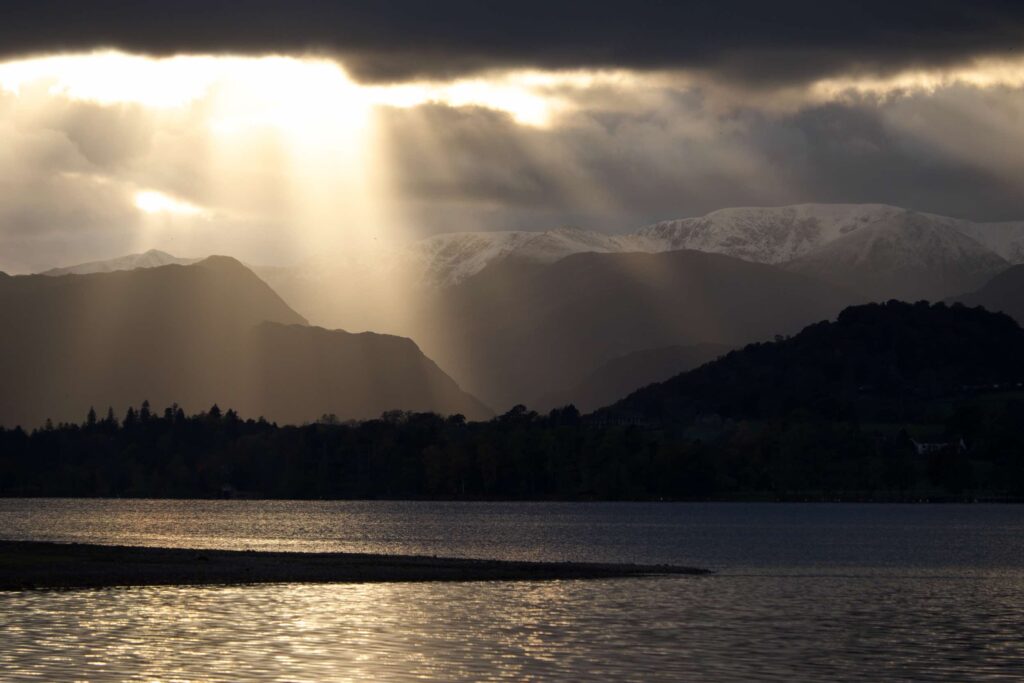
[{"x1": 2, "y1": 500, "x2": 1023, "y2": 681}]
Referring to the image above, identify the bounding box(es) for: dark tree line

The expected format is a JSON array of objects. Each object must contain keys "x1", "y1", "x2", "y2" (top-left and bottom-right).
[{"x1": 2, "y1": 397, "x2": 1023, "y2": 500}]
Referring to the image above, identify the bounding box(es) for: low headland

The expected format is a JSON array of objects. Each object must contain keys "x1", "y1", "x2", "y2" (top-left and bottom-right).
[{"x1": 0, "y1": 540, "x2": 709, "y2": 591}]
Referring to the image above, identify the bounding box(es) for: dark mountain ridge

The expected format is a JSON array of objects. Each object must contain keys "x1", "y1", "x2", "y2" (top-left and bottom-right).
[
  {"x1": 951, "y1": 264, "x2": 1024, "y2": 327},
  {"x1": 240, "y1": 322, "x2": 491, "y2": 424},
  {"x1": 605, "y1": 301, "x2": 1024, "y2": 424},
  {"x1": 538, "y1": 343, "x2": 732, "y2": 413},
  {"x1": 0, "y1": 257, "x2": 489, "y2": 427}
]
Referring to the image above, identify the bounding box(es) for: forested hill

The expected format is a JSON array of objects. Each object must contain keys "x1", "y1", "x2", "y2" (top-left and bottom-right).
[
  {"x1": 605, "y1": 301, "x2": 1024, "y2": 424},
  {"x1": 4, "y1": 302, "x2": 1024, "y2": 501}
]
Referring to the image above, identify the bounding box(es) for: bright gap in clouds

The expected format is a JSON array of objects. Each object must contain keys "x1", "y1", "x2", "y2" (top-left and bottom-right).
[
  {"x1": 0, "y1": 51, "x2": 375, "y2": 140},
  {"x1": 134, "y1": 190, "x2": 206, "y2": 216},
  {"x1": 0, "y1": 51, "x2": 391, "y2": 259},
  {"x1": 0, "y1": 50, "x2": 582, "y2": 128}
]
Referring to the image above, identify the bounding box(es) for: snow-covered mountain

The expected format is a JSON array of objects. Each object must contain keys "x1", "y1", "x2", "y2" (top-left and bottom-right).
[
  {"x1": 37, "y1": 205, "x2": 1024, "y2": 288},
  {"x1": 35, "y1": 205, "x2": 1024, "y2": 307},
  {"x1": 784, "y1": 212, "x2": 1008, "y2": 301},
  {"x1": 634, "y1": 204, "x2": 972, "y2": 264},
  {"x1": 41, "y1": 249, "x2": 199, "y2": 276},
  {"x1": 398, "y1": 204, "x2": 1024, "y2": 288}
]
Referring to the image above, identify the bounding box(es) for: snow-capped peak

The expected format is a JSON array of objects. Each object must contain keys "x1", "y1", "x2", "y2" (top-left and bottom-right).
[
  {"x1": 789, "y1": 212, "x2": 1005, "y2": 272},
  {"x1": 40, "y1": 249, "x2": 199, "y2": 276},
  {"x1": 783, "y1": 212, "x2": 1009, "y2": 301},
  {"x1": 634, "y1": 204, "x2": 960, "y2": 264}
]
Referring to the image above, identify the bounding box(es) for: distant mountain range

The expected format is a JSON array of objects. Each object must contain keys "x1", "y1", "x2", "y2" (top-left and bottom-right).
[
  {"x1": 46, "y1": 203, "x2": 1024, "y2": 289},
  {"x1": 364, "y1": 204, "x2": 1024, "y2": 293},
  {"x1": 0, "y1": 258, "x2": 488, "y2": 428},
  {"x1": 39, "y1": 204, "x2": 1024, "y2": 345},
  {"x1": 26, "y1": 203, "x2": 1024, "y2": 417},
  {"x1": 409, "y1": 204, "x2": 1023, "y2": 288}
]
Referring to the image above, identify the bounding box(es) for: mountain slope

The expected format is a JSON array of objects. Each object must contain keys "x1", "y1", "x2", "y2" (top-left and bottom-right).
[
  {"x1": 38, "y1": 205, "x2": 1024, "y2": 340},
  {"x1": 605, "y1": 301, "x2": 1024, "y2": 423},
  {"x1": 636, "y1": 204, "x2": 917, "y2": 264},
  {"x1": 250, "y1": 227, "x2": 658, "y2": 333},
  {"x1": 538, "y1": 343, "x2": 732, "y2": 413},
  {"x1": 239, "y1": 323, "x2": 491, "y2": 423},
  {"x1": 951, "y1": 265, "x2": 1024, "y2": 326},
  {"x1": 41, "y1": 249, "x2": 199, "y2": 276},
  {"x1": 416, "y1": 250, "x2": 855, "y2": 410},
  {"x1": 956, "y1": 222, "x2": 1024, "y2": 264},
  {"x1": 784, "y1": 212, "x2": 1008, "y2": 302},
  {"x1": 406, "y1": 227, "x2": 655, "y2": 287},
  {"x1": 0, "y1": 259, "x2": 488, "y2": 427}
]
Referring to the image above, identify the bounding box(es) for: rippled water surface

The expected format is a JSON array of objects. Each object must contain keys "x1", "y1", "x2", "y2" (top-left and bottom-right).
[{"x1": 2, "y1": 500, "x2": 1024, "y2": 681}]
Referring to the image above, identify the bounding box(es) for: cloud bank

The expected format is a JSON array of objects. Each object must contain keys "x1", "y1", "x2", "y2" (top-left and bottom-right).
[{"x1": 5, "y1": 1, "x2": 1024, "y2": 84}]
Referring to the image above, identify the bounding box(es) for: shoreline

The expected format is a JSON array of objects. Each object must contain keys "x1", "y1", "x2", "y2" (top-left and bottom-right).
[
  {"x1": 3, "y1": 494, "x2": 1022, "y2": 504},
  {"x1": 0, "y1": 540, "x2": 710, "y2": 591}
]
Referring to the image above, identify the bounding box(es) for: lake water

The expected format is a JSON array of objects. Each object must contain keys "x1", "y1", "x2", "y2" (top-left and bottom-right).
[{"x1": 2, "y1": 500, "x2": 1023, "y2": 681}]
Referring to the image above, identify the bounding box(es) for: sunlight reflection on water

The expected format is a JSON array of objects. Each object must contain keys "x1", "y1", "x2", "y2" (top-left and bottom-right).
[
  {"x1": 3, "y1": 575, "x2": 1024, "y2": 681},
  {"x1": 2, "y1": 500, "x2": 1024, "y2": 680}
]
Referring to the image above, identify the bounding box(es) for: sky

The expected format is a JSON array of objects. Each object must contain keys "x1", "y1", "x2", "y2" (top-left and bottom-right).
[{"x1": 3, "y1": 1, "x2": 1024, "y2": 272}]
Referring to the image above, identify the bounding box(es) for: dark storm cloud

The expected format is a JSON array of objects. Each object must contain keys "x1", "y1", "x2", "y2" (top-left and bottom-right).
[
  {"x1": 4, "y1": 1, "x2": 1024, "y2": 84},
  {"x1": 381, "y1": 90, "x2": 1024, "y2": 232},
  {"x1": 749, "y1": 102, "x2": 1024, "y2": 222}
]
